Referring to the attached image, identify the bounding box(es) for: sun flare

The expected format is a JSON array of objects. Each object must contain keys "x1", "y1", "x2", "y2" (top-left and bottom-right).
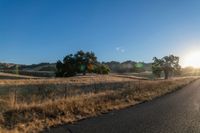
[{"x1": 183, "y1": 51, "x2": 200, "y2": 68}]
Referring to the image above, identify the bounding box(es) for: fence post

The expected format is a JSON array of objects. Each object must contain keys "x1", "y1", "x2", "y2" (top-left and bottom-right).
[
  {"x1": 14, "y1": 88, "x2": 17, "y2": 107},
  {"x1": 64, "y1": 85, "x2": 67, "y2": 99}
]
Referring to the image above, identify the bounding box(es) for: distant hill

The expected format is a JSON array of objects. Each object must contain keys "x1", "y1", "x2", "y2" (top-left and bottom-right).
[
  {"x1": 0, "y1": 62, "x2": 56, "y2": 77},
  {"x1": 103, "y1": 61, "x2": 152, "y2": 73},
  {"x1": 0, "y1": 62, "x2": 56, "y2": 72},
  {"x1": 19, "y1": 63, "x2": 56, "y2": 71},
  {"x1": 0, "y1": 61, "x2": 152, "y2": 77},
  {"x1": 2, "y1": 61, "x2": 197, "y2": 77}
]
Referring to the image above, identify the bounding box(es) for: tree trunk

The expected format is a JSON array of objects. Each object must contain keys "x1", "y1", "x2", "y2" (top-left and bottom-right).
[
  {"x1": 164, "y1": 70, "x2": 169, "y2": 79},
  {"x1": 83, "y1": 71, "x2": 86, "y2": 75}
]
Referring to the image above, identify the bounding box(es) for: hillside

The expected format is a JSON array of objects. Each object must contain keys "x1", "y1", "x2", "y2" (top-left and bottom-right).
[
  {"x1": 0, "y1": 72, "x2": 38, "y2": 79},
  {"x1": 103, "y1": 61, "x2": 152, "y2": 73},
  {"x1": 0, "y1": 61, "x2": 153, "y2": 78},
  {"x1": 0, "y1": 61, "x2": 152, "y2": 72},
  {"x1": 0, "y1": 62, "x2": 56, "y2": 77}
]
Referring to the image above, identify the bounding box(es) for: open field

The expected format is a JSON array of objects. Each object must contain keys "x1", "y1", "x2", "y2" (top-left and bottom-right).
[
  {"x1": 0, "y1": 75, "x2": 198, "y2": 133},
  {"x1": 0, "y1": 72, "x2": 38, "y2": 80}
]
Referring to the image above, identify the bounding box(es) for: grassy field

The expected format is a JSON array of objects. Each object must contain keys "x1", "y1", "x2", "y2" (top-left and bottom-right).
[
  {"x1": 0, "y1": 74, "x2": 198, "y2": 133},
  {"x1": 0, "y1": 72, "x2": 38, "y2": 80}
]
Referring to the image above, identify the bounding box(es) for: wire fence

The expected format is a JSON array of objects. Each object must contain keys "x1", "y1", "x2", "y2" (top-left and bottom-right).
[{"x1": 0, "y1": 79, "x2": 140, "y2": 109}]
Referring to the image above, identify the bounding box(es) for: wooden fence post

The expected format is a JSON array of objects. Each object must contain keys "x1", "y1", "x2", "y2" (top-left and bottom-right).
[{"x1": 14, "y1": 88, "x2": 17, "y2": 107}]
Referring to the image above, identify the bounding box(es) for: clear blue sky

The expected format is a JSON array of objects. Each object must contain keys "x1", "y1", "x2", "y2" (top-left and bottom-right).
[{"x1": 1, "y1": 0, "x2": 200, "y2": 64}]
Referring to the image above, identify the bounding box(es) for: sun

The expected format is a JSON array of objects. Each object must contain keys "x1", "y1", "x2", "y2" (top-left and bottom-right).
[{"x1": 182, "y1": 51, "x2": 200, "y2": 68}]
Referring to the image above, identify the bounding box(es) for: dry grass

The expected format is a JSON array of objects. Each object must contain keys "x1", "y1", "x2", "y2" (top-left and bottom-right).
[
  {"x1": 0, "y1": 72, "x2": 38, "y2": 80},
  {"x1": 0, "y1": 75, "x2": 132, "y2": 86},
  {"x1": 0, "y1": 75, "x2": 198, "y2": 133},
  {"x1": 0, "y1": 75, "x2": 134, "y2": 105}
]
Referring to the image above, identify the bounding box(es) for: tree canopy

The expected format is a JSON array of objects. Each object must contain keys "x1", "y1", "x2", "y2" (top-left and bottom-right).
[
  {"x1": 152, "y1": 55, "x2": 181, "y2": 79},
  {"x1": 56, "y1": 50, "x2": 110, "y2": 77}
]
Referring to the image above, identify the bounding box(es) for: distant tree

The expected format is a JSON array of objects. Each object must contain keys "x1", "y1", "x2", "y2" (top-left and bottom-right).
[
  {"x1": 63, "y1": 54, "x2": 77, "y2": 77},
  {"x1": 56, "y1": 50, "x2": 105, "y2": 77},
  {"x1": 94, "y1": 64, "x2": 110, "y2": 74},
  {"x1": 152, "y1": 57, "x2": 163, "y2": 78},
  {"x1": 152, "y1": 55, "x2": 181, "y2": 79},
  {"x1": 55, "y1": 60, "x2": 63, "y2": 77},
  {"x1": 75, "y1": 50, "x2": 97, "y2": 75}
]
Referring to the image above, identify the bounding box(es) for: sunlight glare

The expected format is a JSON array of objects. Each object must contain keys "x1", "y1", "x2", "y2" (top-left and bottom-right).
[{"x1": 183, "y1": 51, "x2": 200, "y2": 68}]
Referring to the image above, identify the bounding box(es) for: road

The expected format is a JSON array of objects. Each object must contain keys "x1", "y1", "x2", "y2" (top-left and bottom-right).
[{"x1": 44, "y1": 79, "x2": 200, "y2": 133}]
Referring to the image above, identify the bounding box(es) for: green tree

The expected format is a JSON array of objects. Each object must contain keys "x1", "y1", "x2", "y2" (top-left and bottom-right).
[
  {"x1": 55, "y1": 60, "x2": 63, "y2": 77},
  {"x1": 152, "y1": 55, "x2": 181, "y2": 79},
  {"x1": 94, "y1": 64, "x2": 110, "y2": 74},
  {"x1": 75, "y1": 50, "x2": 97, "y2": 75},
  {"x1": 152, "y1": 57, "x2": 163, "y2": 78},
  {"x1": 55, "y1": 50, "x2": 101, "y2": 77},
  {"x1": 63, "y1": 54, "x2": 77, "y2": 77}
]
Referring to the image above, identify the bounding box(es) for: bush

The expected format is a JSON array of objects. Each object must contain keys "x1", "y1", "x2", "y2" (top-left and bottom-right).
[{"x1": 94, "y1": 64, "x2": 110, "y2": 74}]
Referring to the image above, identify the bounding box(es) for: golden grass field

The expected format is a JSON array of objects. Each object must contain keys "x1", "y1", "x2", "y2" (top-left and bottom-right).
[{"x1": 0, "y1": 73, "x2": 198, "y2": 133}]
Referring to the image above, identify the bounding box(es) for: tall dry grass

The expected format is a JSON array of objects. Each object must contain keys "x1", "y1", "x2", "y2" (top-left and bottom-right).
[{"x1": 0, "y1": 76, "x2": 198, "y2": 133}]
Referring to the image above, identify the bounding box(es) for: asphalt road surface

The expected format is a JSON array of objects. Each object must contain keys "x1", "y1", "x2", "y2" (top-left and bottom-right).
[{"x1": 44, "y1": 79, "x2": 200, "y2": 133}]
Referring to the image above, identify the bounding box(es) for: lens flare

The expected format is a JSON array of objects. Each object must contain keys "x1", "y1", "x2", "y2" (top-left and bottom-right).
[{"x1": 182, "y1": 51, "x2": 200, "y2": 68}]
